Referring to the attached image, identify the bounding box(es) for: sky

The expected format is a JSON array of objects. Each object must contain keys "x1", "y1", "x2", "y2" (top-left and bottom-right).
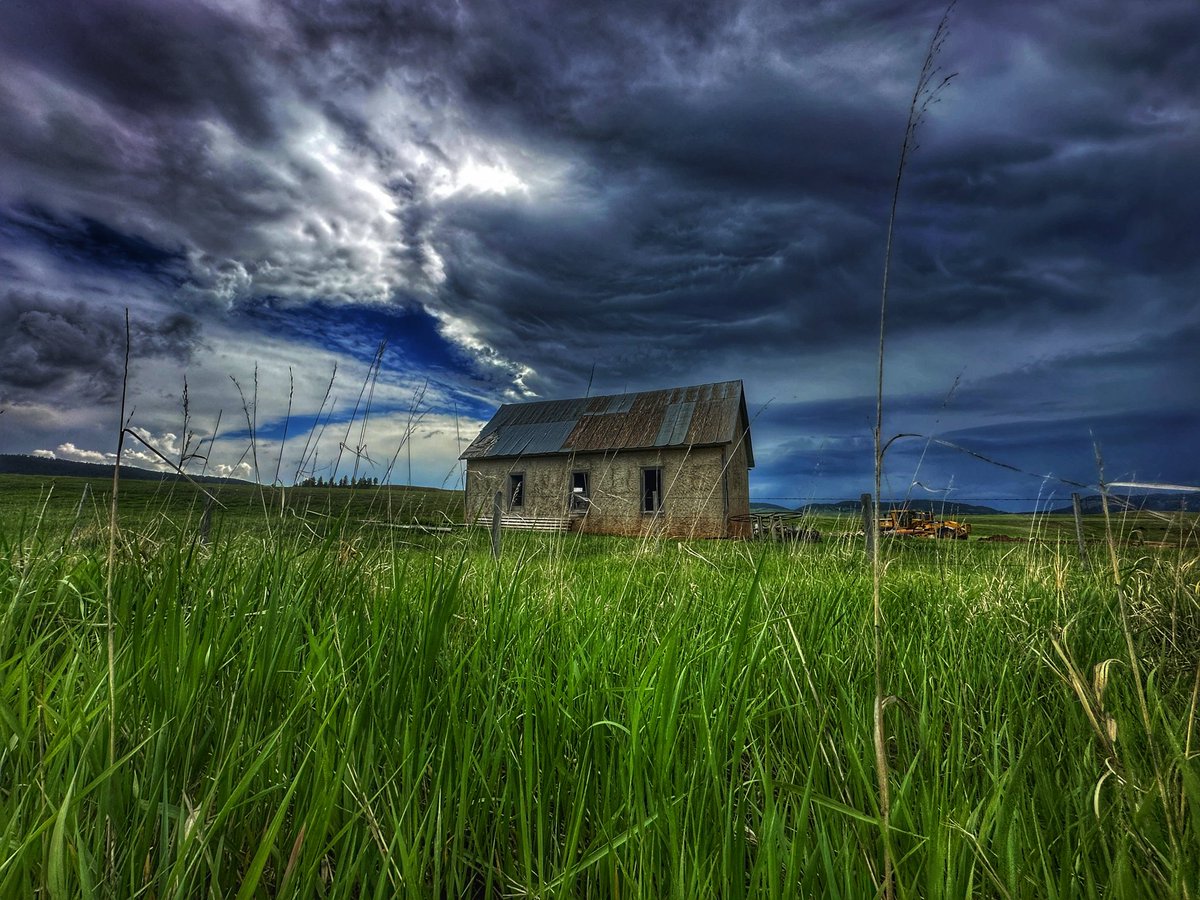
[{"x1": 0, "y1": 0, "x2": 1197, "y2": 509}]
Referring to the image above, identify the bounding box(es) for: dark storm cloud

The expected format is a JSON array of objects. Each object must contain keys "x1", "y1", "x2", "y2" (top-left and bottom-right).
[
  {"x1": 0, "y1": 0, "x2": 1196, "y2": 492},
  {"x1": 1, "y1": 207, "x2": 187, "y2": 281},
  {"x1": 0, "y1": 0, "x2": 279, "y2": 142},
  {"x1": 908, "y1": 410, "x2": 1200, "y2": 501},
  {"x1": 950, "y1": 324, "x2": 1200, "y2": 421},
  {"x1": 750, "y1": 320, "x2": 1200, "y2": 502},
  {"x1": 279, "y1": 0, "x2": 749, "y2": 117},
  {"x1": 0, "y1": 291, "x2": 200, "y2": 403},
  {"x1": 330, "y1": 0, "x2": 1196, "y2": 414},
  {"x1": 0, "y1": 0, "x2": 428, "y2": 304},
  {"x1": 987, "y1": 0, "x2": 1200, "y2": 94}
]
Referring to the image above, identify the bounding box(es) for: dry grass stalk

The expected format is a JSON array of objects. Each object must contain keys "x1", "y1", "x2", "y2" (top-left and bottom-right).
[
  {"x1": 871, "y1": 4, "x2": 956, "y2": 895},
  {"x1": 104, "y1": 307, "x2": 131, "y2": 876},
  {"x1": 231, "y1": 366, "x2": 273, "y2": 532}
]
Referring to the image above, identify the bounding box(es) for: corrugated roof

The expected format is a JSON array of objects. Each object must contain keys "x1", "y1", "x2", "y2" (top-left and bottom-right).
[
  {"x1": 655, "y1": 401, "x2": 695, "y2": 446},
  {"x1": 460, "y1": 380, "x2": 753, "y2": 466}
]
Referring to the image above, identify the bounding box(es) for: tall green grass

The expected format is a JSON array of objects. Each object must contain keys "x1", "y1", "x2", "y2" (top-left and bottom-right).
[{"x1": 0, "y1": 503, "x2": 1196, "y2": 897}]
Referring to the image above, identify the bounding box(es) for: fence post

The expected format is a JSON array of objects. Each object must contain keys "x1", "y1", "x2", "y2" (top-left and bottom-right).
[
  {"x1": 1071, "y1": 492, "x2": 1089, "y2": 569},
  {"x1": 490, "y1": 491, "x2": 503, "y2": 559},
  {"x1": 860, "y1": 493, "x2": 875, "y2": 557},
  {"x1": 200, "y1": 496, "x2": 214, "y2": 546}
]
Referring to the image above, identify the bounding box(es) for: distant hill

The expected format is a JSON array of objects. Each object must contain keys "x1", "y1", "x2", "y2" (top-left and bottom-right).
[
  {"x1": 796, "y1": 499, "x2": 863, "y2": 514},
  {"x1": 750, "y1": 502, "x2": 794, "y2": 513},
  {"x1": 1047, "y1": 493, "x2": 1200, "y2": 514},
  {"x1": 0, "y1": 454, "x2": 252, "y2": 486},
  {"x1": 800, "y1": 498, "x2": 1004, "y2": 516}
]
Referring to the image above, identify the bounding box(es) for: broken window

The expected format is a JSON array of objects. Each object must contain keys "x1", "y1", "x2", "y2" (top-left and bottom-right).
[
  {"x1": 642, "y1": 467, "x2": 663, "y2": 513},
  {"x1": 570, "y1": 471, "x2": 590, "y2": 511},
  {"x1": 509, "y1": 472, "x2": 524, "y2": 509}
]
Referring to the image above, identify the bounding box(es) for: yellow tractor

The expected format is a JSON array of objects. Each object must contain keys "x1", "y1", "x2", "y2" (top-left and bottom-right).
[{"x1": 878, "y1": 507, "x2": 971, "y2": 540}]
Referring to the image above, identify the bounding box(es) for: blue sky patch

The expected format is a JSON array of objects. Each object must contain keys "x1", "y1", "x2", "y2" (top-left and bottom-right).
[{"x1": 235, "y1": 299, "x2": 474, "y2": 376}]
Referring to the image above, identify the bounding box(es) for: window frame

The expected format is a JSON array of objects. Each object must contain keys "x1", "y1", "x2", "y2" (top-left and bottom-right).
[
  {"x1": 641, "y1": 466, "x2": 664, "y2": 514},
  {"x1": 569, "y1": 470, "x2": 590, "y2": 511},
  {"x1": 508, "y1": 471, "x2": 525, "y2": 510}
]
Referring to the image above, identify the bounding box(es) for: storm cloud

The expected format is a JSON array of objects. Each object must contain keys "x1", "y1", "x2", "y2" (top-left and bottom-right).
[
  {"x1": 0, "y1": 290, "x2": 199, "y2": 403},
  {"x1": 0, "y1": 0, "x2": 1196, "y2": 500}
]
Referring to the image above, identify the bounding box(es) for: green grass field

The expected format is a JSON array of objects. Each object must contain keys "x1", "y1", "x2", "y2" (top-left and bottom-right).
[
  {"x1": 0, "y1": 474, "x2": 466, "y2": 537},
  {"x1": 1, "y1": 474, "x2": 1197, "y2": 897}
]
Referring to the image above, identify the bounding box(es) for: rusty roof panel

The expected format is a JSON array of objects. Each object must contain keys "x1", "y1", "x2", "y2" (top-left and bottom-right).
[
  {"x1": 684, "y1": 399, "x2": 732, "y2": 445},
  {"x1": 563, "y1": 398, "x2": 663, "y2": 451},
  {"x1": 459, "y1": 380, "x2": 753, "y2": 465}
]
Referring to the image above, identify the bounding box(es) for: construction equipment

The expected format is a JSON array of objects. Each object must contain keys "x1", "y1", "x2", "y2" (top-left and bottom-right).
[{"x1": 878, "y1": 507, "x2": 971, "y2": 540}]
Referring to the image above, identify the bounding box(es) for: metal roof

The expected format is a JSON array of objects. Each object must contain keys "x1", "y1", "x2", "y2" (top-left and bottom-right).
[{"x1": 460, "y1": 380, "x2": 753, "y2": 466}]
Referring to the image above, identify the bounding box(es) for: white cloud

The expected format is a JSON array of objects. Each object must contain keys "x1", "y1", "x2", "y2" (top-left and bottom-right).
[
  {"x1": 210, "y1": 461, "x2": 254, "y2": 479},
  {"x1": 38, "y1": 409, "x2": 487, "y2": 489},
  {"x1": 53, "y1": 442, "x2": 111, "y2": 464},
  {"x1": 429, "y1": 157, "x2": 527, "y2": 200},
  {"x1": 425, "y1": 306, "x2": 537, "y2": 398}
]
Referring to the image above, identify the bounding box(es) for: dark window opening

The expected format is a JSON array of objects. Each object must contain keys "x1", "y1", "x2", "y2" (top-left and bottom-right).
[
  {"x1": 509, "y1": 473, "x2": 524, "y2": 509},
  {"x1": 570, "y1": 471, "x2": 590, "y2": 511},
  {"x1": 642, "y1": 468, "x2": 663, "y2": 513}
]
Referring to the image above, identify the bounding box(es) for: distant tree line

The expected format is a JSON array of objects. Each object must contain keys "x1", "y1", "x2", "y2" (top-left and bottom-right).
[{"x1": 297, "y1": 475, "x2": 380, "y2": 488}]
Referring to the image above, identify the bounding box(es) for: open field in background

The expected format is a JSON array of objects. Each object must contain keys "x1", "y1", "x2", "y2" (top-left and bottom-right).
[
  {"x1": 968, "y1": 511, "x2": 1198, "y2": 546},
  {"x1": 3, "y1": 474, "x2": 1196, "y2": 546},
  {"x1": 1, "y1": 473, "x2": 1198, "y2": 897},
  {"x1": 0, "y1": 475, "x2": 466, "y2": 537}
]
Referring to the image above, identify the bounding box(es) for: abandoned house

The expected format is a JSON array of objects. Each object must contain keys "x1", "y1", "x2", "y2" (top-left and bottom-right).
[{"x1": 459, "y1": 380, "x2": 753, "y2": 538}]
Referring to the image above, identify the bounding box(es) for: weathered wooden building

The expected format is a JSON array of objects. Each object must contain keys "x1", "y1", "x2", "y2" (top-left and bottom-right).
[{"x1": 460, "y1": 380, "x2": 753, "y2": 538}]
